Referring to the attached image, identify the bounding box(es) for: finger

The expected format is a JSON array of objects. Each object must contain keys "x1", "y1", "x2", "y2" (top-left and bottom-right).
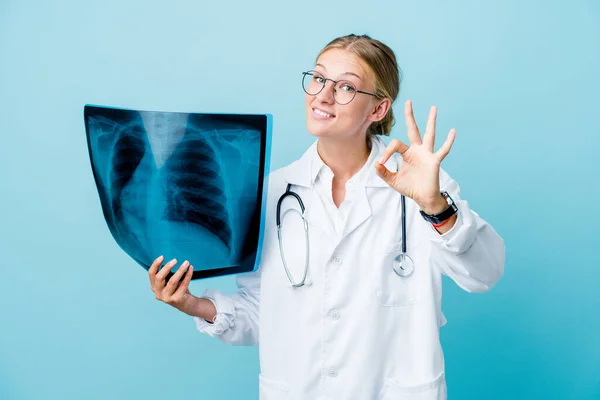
[
  {"x1": 404, "y1": 100, "x2": 422, "y2": 145},
  {"x1": 423, "y1": 106, "x2": 437, "y2": 152},
  {"x1": 174, "y1": 264, "x2": 194, "y2": 298},
  {"x1": 379, "y1": 139, "x2": 409, "y2": 165},
  {"x1": 148, "y1": 255, "x2": 164, "y2": 287},
  {"x1": 165, "y1": 260, "x2": 190, "y2": 295},
  {"x1": 435, "y1": 128, "x2": 456, "y2": 161},
  {"x1": 374, "y1": 162, "x2": 396, "y2": 186},
  {"x1": 157, "y1": 258, "x2": 178, "y2": 281}
]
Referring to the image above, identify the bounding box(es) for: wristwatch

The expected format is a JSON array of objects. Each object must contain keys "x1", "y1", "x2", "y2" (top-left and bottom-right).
[{"x1": 419, "y1": 191, "x2": 458, "y2": 225}]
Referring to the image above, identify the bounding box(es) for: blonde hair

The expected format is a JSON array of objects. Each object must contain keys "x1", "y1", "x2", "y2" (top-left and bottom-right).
[{"x1": 315, "y1": 34, "x2": 402, "y2": 136}]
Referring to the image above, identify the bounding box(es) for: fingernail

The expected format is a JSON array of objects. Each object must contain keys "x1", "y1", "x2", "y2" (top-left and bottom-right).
[
  {"x1": 170, "y1": 258, "x2": 177, "y2": 265},
  {"x1": 182, "y1": 260, "x2": 189, "y2": 267}
]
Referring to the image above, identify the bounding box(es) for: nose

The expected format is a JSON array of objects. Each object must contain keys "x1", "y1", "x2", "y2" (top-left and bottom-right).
[{"x1": 315, "y1": 80, "x2": 335, "y2": 104}]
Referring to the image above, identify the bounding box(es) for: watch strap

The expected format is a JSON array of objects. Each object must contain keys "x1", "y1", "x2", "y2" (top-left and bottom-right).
[{"x1": 419, "y1": 191, "x2": 458, "y2": 224}]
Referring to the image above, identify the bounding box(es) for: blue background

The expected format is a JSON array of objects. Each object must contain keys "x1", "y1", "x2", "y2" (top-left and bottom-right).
[{"x1": 1, "y1": 0, "x2": 598, "y2": 399}]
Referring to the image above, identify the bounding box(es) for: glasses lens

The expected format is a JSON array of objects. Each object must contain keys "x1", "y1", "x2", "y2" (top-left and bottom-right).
[
  {"x1": 333, "y1": 80, "x2": 356, "y2": 105},
  {"x1": 302, "y1": 72, "x2": 324, "y2": 95}
]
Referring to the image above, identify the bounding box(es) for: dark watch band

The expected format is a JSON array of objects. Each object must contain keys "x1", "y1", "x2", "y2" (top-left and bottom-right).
[{"x1": 419, "y1": 191, "x2": 458, "y2": 224}]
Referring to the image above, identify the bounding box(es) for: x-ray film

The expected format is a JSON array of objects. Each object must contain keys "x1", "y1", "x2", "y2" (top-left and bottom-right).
[{"x1": 84, "y1": 104, "x2": 272, "y2": 280}]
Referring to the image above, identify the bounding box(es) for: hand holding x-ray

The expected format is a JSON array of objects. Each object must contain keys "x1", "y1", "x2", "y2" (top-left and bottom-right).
[
  {"x1": 147, "y1": 255, "x2": 217, "y2": 320},
  {"x1": 148, "y1": 256, "x2": 193, "y2": 308}
]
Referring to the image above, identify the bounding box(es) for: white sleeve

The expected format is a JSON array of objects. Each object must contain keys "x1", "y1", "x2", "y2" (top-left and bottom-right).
[
  {"x1": 426, "y1": 168, "x2": 506, "y2": 293},
  {"x1": 193, "y1": 268, "x2": 261, "y2": 346}
]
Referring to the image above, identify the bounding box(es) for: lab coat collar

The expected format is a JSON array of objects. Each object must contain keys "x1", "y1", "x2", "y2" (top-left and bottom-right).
[
  {"x1": 284, "y1": 135, "x2": 399, "y2": 189},
  {"x1": 283, "y1": 135, "x2": 399, "y2": 240}
]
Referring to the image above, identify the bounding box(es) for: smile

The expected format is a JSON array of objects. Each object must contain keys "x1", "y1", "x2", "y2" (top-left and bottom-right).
[{"x1": 312, "y1": 108, "x2": 335, "y2": 119}]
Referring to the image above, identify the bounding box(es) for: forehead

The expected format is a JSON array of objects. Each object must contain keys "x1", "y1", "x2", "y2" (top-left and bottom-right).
[{"x1": 315, "y1": 48, "x2": 371, "y2": 81}]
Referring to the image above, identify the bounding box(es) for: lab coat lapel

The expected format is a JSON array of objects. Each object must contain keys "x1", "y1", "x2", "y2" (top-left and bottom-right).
[
  {"x1": 282, "y1": 137, "x2": 399, "y2": 240},
  {"x1": 343, "y1": 137, "x2": 398, "y2": 238}
]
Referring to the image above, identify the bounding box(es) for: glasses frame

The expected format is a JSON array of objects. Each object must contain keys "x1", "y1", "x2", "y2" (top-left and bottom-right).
[{"x1": 301, "y1": 70, "x2": 379, "y2": 105}]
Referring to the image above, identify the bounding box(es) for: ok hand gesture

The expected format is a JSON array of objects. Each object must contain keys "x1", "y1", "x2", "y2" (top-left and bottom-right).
[{"x1": 375, "y1": 100, "x2": 456, "y2": 214}]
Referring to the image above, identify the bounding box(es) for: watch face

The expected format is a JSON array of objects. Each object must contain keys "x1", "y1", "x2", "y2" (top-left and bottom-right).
[{"x1": 441, "y1": 191, "x2": 453, "y2": 205}]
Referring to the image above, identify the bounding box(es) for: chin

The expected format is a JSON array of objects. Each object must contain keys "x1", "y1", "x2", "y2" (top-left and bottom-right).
[
  {"x1": 306, "y1": 113, "x2": 337, "y2": 138},
  {"x1": 306, "y1": 120, "x2": 334, "y2": 138}
]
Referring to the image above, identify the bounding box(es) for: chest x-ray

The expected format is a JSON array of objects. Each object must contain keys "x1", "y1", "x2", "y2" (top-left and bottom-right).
[{"x1": 84, "y1": 105, "x2": 272, "y2": 279}]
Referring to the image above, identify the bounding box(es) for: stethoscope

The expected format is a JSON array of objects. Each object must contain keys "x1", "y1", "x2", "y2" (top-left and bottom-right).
[{"x1": 276, "y1": 183, "x2": 415, "y2": 288}]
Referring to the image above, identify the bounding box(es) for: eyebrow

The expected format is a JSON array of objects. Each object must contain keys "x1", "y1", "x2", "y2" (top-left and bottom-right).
[{"x1": 315, "y1": 63, "x2": 363, "y2": 81}]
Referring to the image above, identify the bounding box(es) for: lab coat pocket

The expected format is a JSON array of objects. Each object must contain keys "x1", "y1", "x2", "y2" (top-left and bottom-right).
[
  {"x1": 381, "y1": 372, "x2": 446, "y2": 400},
  {"x1": 258, "y1": 374, "x2": 290, "y2": 400},
  {"x1": 375, "y1": 240, "x2": 422, "y2": 307}
]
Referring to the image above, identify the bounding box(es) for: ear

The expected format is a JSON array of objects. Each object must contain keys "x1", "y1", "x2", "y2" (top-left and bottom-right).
[{"x1": 368, "y1": 98, "x2": 392, "y2": 123}]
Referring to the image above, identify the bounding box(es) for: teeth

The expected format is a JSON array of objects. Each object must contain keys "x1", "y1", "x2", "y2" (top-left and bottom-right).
[{"x1": 314, "y1": 108, "x2": 333, "y2": 118}]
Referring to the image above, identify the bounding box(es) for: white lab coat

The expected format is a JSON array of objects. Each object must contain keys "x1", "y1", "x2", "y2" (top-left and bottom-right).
[{"x1": 195, "y1": 136, "x2": 505, "y2": 400}]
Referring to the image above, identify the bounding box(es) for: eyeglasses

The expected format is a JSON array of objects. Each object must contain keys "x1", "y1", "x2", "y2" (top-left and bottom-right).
[{"x1": 301, "y1": 70, "x2": 379, "y2": 105}]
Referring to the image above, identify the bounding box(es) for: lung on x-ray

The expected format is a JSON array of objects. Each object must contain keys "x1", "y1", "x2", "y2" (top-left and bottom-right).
[{"x1": 84, "y1": 104, "x2": 272, "y2": 280}]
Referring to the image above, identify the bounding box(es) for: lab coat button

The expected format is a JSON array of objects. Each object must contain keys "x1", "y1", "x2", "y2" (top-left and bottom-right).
[
  {"x1": 332, "y1": 256, "x2": 342, "y2": 264},
  {"x1": 329, "y1": 309, "x2": 340, "y2": 320},
  {"x1": 327, "y1": 367, "x2": 338, "y2": 377}
]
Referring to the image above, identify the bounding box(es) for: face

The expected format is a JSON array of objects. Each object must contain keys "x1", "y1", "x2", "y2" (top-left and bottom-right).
[{"x1": 304, "y1": 48, "x2": 390, "y2": 140}]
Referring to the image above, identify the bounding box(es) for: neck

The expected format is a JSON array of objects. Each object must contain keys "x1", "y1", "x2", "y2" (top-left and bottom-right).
[{"x1": 316, "y1": 134, "x2": 372, "y2": 181}]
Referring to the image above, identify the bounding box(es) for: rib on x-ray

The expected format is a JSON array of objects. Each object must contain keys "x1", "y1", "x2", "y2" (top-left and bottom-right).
[{"x1": 84, "y1": 105, "x2": 272, "y2": 279}]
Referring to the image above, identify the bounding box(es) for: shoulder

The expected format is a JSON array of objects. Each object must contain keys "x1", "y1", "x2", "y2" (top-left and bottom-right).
[
  {"x1": 265, "y1": 140, "x2": 316, "y2": 189},
  {"x1": 263, "y1": 158, "x2": 302, "y2": 204},
  {"x1": 266, "y1": 162, "x2": 292, "y2": 188}
]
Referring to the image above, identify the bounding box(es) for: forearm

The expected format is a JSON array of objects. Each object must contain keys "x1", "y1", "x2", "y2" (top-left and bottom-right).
[
  {"x1": 431, "y1": 215, "x2": 505, "y2": 292},
  {"x1": 180, "y1": 295, "x2": 217, "y2": 321},
  {"x1": 426, "y1": 198, "x2": 505, "y2": 292}
]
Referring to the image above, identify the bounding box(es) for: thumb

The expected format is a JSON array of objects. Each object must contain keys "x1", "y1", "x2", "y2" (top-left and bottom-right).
[{"x1": 375, "y1": 162, "x2": 395, "y2": 185}]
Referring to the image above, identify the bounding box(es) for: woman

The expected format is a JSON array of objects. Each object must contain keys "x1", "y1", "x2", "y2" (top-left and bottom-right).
[{"x1": 148, "y1": 34, "x2": 505, "y2": 400}]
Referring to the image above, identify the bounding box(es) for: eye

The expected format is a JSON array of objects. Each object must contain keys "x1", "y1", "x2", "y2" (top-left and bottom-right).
[
  {"x1": 340, "y1": 83, "x2": 356, "y2": 93},
  {"x1": 313, "y1": 75, "x2": 325, "y2": 84}
]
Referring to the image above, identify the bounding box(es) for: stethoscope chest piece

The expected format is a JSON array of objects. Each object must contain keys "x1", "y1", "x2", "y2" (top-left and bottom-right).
[{"x1": 393, "y1": 253, "x2": 415, "y2": 277}]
